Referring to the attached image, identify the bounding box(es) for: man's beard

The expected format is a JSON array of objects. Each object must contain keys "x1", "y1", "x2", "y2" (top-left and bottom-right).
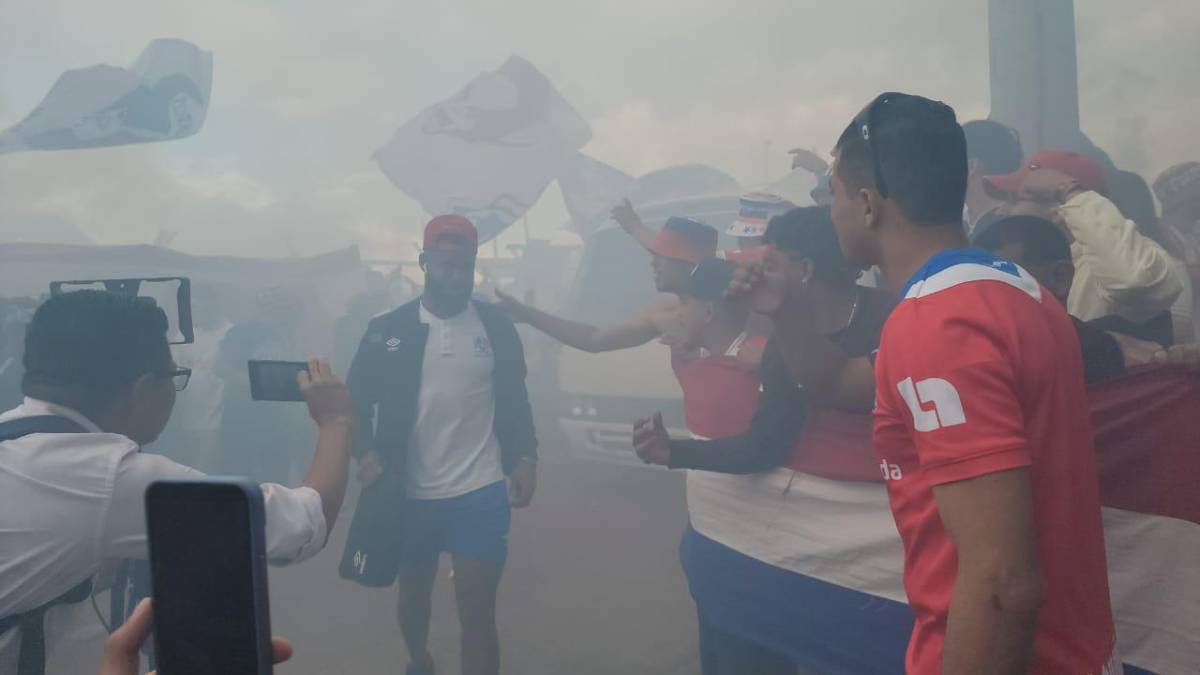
[{"x1": 426, "y1": 280, "x2": 473, "y2": 307}]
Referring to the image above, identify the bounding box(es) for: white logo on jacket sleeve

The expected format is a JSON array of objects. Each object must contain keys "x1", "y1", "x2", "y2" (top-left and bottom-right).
[{"x1": 897, "y1": 377, "x2": 966, "y2": 432}]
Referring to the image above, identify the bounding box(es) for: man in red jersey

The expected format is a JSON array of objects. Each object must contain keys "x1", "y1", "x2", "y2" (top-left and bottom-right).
[{"x1": 819, "y1": 92, "x2": 1117, "y2": 674}]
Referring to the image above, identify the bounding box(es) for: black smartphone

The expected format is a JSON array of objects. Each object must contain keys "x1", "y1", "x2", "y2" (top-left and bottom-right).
[
  {"x1": 146, "y1": 479, "x2": 273, "y2": 675},
  {"x1": 247, "y1": 360, "x2": 308, "y2": 402}
]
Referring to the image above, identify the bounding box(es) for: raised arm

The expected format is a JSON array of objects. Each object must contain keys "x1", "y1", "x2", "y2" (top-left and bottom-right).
[
  {"x1": 1059, "y1": 190, "x2": 1182, "y2": 323},
  {"x1": 495, "y1": 289, "x2": 668, "y2": 353},
  {"x1": 611, "y1": 198, "x2": 657, "y2": 250}
]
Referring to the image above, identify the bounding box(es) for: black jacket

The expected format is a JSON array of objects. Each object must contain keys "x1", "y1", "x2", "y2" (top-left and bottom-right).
[
  {"x1": 346, "y1": 297, "x2": 538, "y2": 475},
  {"x1": 339, "y1": 297, "x2": 537, "y2": 587}
]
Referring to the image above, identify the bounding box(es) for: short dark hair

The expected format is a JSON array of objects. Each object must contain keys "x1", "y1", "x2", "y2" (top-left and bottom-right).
[
  {"x1": 1108, "y1": 170, "x2": 1179, "y2": 256},
  {"x1": 835, "y1": 92, "x2": 968, "y2": 226},
  {"x1": 972, "y1": 215, "x2": 1071, "y2": 265},
  {"x1": 962, "y1": 120, "x2": 1023, "y2": 174},
  {"x1": 763, "y1": 206, "x2": 861, "y2": 288},
  {"x1": 23, "y1": 291, "x2": 172, "y2": 410},
  {"x1": 680, "y1": 258, "x2": 737, "y2": 302}
]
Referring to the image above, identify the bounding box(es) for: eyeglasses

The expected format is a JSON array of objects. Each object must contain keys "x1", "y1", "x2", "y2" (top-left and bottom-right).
[
  {"x1": 163, "y1": 367, "x2": 192, "y2": 392},
  {"x1": 845, "y1": 92, "x2": 899, "y2": 199}
]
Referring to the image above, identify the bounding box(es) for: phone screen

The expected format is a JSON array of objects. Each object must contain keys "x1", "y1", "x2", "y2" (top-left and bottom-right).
[
  {"x1": 247, "y1": 360, "x2": 307, "y2": 402},
  {"x1": 147, "y1": 481, "x2": 268, "y2": 675}
]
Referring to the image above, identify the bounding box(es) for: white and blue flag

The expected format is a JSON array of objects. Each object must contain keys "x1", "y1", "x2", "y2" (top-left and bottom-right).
[{"x1": 0, "y1": 39, "x2": 212, "y2": 155}]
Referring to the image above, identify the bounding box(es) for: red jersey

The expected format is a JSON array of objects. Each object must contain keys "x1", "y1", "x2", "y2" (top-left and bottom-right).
[
  {"x1": 671, "y1": 335, "x2": 761, "y2": 440},
  {"x1": 873, "y1": 248, "x2": 1116, "y2": 674}
]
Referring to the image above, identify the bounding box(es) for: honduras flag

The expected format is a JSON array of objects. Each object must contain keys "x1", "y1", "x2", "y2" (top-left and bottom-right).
[{"x1": 685, "y1": 370, "x2": 1200, "y2": 675}]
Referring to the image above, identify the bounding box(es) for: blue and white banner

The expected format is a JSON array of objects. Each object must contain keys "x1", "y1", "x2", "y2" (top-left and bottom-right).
[
  {"x1": 0, "y1": 39, "x2": 212, "y2": 155},
  {"x1": 374, "y1": 55, "x2": 591, "y2": 243}
]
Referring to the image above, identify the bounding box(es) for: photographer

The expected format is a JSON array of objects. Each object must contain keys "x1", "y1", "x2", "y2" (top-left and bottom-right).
[{"x1": 0, "y1": 290, "x2": 354, "y2": 674}]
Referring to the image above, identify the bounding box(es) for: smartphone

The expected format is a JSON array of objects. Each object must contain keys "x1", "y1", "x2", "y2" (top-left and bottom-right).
[
  {"x1": 146, "y1": 479, "x2": 273, "y2": 675},
  {"x1": 247, "y1": 360, "x2": 308, "y2": 402}
]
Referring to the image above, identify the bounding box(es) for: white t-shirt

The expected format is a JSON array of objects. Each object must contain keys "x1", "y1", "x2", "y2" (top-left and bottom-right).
[
  {"x1": 405, "y1": 303, "x2": 505, "y2": 500},
  {"x1": 0, "y1": 398, "x2": 327, "y2": 671}
]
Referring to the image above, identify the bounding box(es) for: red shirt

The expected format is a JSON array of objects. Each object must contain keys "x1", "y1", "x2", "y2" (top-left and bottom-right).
[
  {"x1": 873, "y1": 249, "x2": 1115, "y2": 674},
  {"x1": 671, "y1": 337, "x2": 761, "y2": 440}
]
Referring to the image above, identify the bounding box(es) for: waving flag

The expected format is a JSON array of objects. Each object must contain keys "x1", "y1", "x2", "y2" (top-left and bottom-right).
[
  {"x1": 374, "y1": 56, "x2": 590, "y2": 243},
  {"x1": 685, "y1": 368, "x2": 1200, "y2": 675},
  {"x1": 0, "y1": 39, "x2": 212, "y2": 154},
  {"x1": 557, "y1": 152, "x2": 634, "y2": 237}
]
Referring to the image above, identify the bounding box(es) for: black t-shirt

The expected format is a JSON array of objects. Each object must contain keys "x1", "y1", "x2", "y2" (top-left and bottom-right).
[{"x1": 669, "y1": 286, "x2": 896, "y2": 474}]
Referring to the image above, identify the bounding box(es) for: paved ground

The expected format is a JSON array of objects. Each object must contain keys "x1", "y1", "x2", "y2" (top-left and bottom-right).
[{"x1": 268, "y1": 453, "x2": 699, "y2": 674}]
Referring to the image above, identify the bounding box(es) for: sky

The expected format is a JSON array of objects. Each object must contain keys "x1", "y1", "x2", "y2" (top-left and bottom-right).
[{"x1": 1, "y1": 0, "x2": 1198, "y2": 259}]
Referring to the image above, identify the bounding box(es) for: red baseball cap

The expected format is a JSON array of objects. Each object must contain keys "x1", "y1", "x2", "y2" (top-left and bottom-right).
[
  {"x1": 423, "y1": 214, "x2": 478, "y2": 250},
  {"x1": 983, "y1": 149, "x2": 1108, "y2": 199}
]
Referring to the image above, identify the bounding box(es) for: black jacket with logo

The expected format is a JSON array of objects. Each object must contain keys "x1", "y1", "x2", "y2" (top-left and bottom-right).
[{"x1": 339, "y1": 297, "x2": 537, "y2": 586}]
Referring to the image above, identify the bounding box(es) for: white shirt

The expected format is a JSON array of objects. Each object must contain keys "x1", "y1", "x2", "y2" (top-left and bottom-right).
[
  {"x1": 406, "y1": 303, "x2": 505, "y2": 500},
  {"x1": 0, "y1": 398, "x2": 327, "y2": 670}
]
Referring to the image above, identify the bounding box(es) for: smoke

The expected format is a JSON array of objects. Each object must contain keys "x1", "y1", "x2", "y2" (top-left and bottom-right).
[{"x1": 1, "y1": 0, "x2": 1198, "y2": 254}]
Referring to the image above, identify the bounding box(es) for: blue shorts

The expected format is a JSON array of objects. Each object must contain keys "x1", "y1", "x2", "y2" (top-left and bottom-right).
[{"x1": 401, "y1": 480, "x2": 511, "y2": 566}]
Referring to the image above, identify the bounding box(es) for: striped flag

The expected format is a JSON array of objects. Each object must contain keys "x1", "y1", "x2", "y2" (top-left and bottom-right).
[{"x1": 684, "y1": 367, "x2": 1200, "y2": 674}]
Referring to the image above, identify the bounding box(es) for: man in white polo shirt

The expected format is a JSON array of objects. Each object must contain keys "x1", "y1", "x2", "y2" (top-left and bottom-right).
[
  {"x1": 344, "y1": 215, "x2": 538, "y2": 675},
  {"x1": 0, "y1": 290, "x2": 355, "y2": 674}
]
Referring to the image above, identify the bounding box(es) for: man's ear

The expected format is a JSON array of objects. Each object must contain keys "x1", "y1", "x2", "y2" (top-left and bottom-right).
[
  {"x1": 862, "y1": 187, "x2": 883, "y2": 231},
  {"x1": 417, "y1": 253, "x2": 427, "y2": 272},
  {"x1": 797, "y1": 258, "x2": 817, "y2": 285},
  {"x1": 128, "y1": 372, "x2": 159, "y2": 404}
]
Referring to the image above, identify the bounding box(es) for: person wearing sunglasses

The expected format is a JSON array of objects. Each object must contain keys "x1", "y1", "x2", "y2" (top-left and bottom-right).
[
  {"x1": 0, "y1": 290, "x2": 355, "y2": 674},
  {"x1": 755, "y1": 93, "x2": 1117, "y2": 674}
]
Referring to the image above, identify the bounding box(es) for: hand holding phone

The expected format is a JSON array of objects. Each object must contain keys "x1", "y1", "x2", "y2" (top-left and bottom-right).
[
  {"x1": 146, "y1": 479, "x2": 273, "y2": 674},
  {"x1": 99, "y1": 599, "x2": 293, "y2": 675},
  {"x1": 247, "y1": 360, "x2": 308, "y2": 401},
  {"x1": 297, "y1": 357, "x2": 354, "y2": 427}
]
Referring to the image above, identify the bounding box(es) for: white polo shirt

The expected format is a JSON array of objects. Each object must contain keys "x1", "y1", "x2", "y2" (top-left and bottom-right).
[
  {"x1": 0, "y1": 398, "x2": 327, "y2": 671},
  {"x1": 406, "y1": 303, "x2": 505, "y2": 500}
]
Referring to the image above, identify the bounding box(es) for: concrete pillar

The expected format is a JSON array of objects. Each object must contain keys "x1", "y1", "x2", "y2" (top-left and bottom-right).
[{"x1": 988, "y1": 0, "x2": 1083, "y2": 154}]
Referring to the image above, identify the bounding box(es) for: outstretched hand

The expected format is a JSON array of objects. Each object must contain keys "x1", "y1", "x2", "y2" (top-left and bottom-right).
[
  {"x1": 788, "y1": 148, "x2": 829, "y2": 175},
  {"x1": 611, "y1": 198, "x2": 643, "y2": 233},
  {"x1": 632, "y1": 412, "x2": 671, "y2": 466},
  {"x1": 493, "y1": 289, "x2": 529, "y2": 324}
]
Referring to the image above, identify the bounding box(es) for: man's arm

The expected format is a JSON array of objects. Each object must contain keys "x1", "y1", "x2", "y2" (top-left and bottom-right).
[
  {"x1": 495, "y1": 290, "x2": 667, "y2": 353},
  {"x1": 1057, "y1": 190, "x2": 1182, "y2": 323},
  {"x1": 934, "y1": 469, "x2": 1045, "y2": 675},
  {"x1": 612, "y1": 198, "x2": 657, "y2": 250},
  {"x1": 297, "y1": 358, "x2": 355, "y2": 540}
]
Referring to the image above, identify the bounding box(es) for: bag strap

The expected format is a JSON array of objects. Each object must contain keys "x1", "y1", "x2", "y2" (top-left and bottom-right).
[
  {"x1": 0, "y1": 414, "x2": 92, "y2": 675},
  {"x1": 0, "y1": 415, "x2": 87, "y2": 442}
]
